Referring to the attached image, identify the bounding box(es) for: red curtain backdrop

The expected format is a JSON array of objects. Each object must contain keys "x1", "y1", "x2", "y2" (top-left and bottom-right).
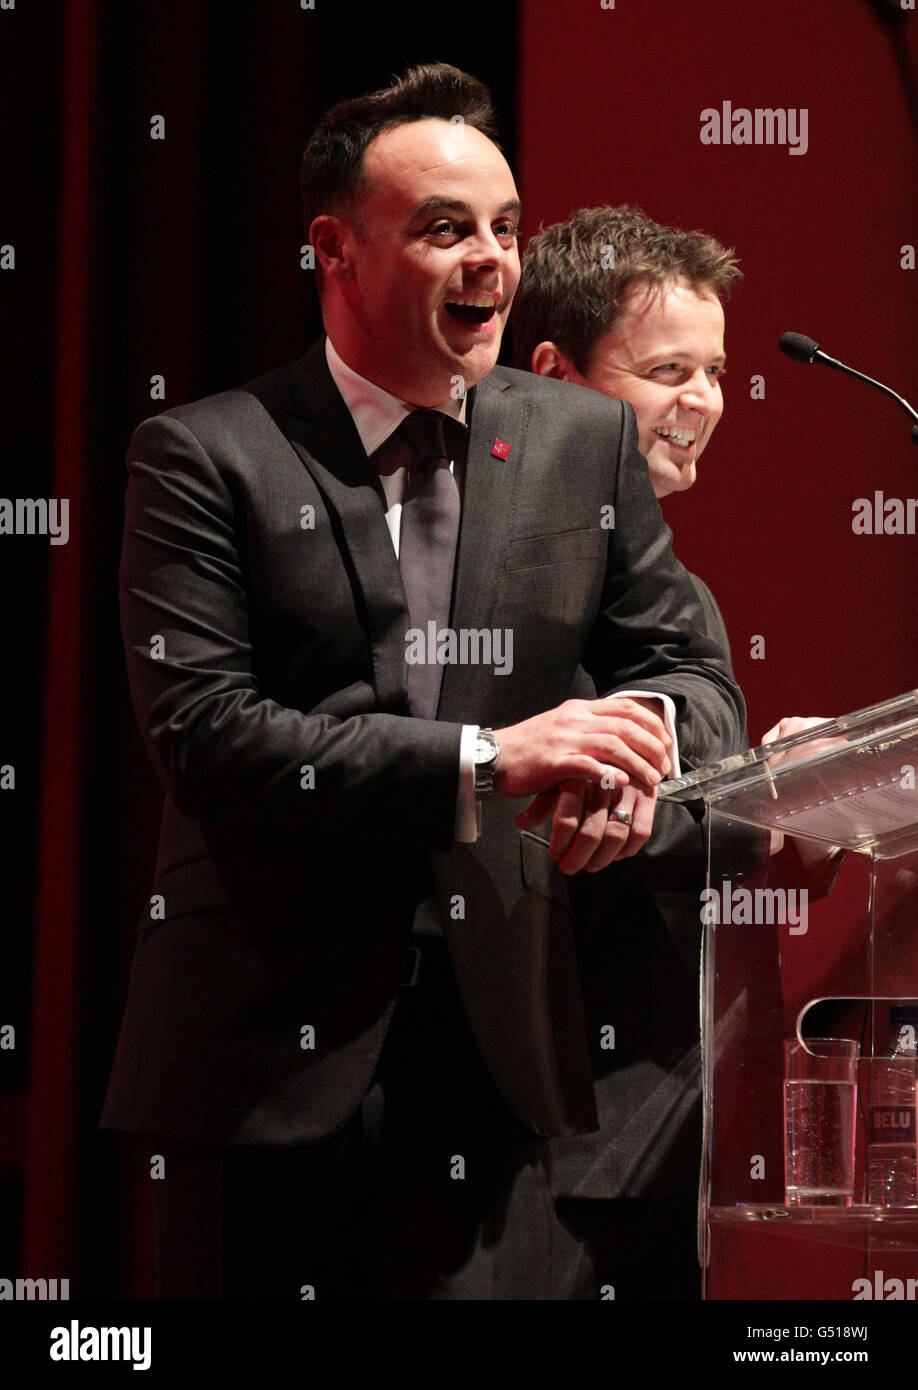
[
  {"x1": 22, "y1": 0, "x2": 99, "y2": 1290},
  {"x1": 517, "y1": 0, "x2": 917, "y2": 743}
]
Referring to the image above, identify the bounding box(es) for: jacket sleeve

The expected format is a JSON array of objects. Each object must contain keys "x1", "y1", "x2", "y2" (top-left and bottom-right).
[
  {"x1": 583, "y1": 402, "x2": 747, "y2": 769},
  {"x1": 119, "y1": 412, "x2": 463, "y2": 846}
]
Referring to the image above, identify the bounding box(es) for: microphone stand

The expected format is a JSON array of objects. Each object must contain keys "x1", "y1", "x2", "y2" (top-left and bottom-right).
[
  {"x1": 819, "y1": 351, "x2": 918, "y2": 446},
  {"x1": 781, "y1": 335, "x2": 918, "y2": 447}
]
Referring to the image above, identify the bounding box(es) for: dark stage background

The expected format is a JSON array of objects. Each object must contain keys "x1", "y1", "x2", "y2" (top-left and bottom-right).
[{"x1": 1, "y1": 0, "x2": 915, "y2": 1304}]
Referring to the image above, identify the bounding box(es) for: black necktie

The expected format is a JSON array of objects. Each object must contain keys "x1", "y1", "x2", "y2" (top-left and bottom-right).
[{"x1": 395, "y1": 410, "x2": 461, "y2": 719}]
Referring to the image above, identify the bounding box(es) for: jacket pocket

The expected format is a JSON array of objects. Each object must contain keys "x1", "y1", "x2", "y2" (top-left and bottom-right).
[{"x1": 504, "y1": 528, "x2": 606, "y2": 572}]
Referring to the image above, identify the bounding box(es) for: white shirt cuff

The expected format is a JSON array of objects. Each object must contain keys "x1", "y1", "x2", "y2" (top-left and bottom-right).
[
  {"x1": 609, "y1": 690, "x2": 681, "y2": 778},
  {"x1": 454, "y1": 724, "x2": 481, "y2": 842}
]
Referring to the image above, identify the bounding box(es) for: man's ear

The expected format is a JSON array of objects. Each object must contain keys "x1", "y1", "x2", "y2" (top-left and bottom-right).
[
  {"x1": 530, "y1": 341, "x2": 580, "y2": 382},
  {"x1": 310, "y1": 215, "x2": 353, "y2": 280}
]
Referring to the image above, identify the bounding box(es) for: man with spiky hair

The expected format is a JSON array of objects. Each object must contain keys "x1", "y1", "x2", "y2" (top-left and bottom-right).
[
  {"x1": 515, "y1": 203, "x2": 742, "y2": 659},
  {"x1": 103, "y1": 71, "x2": 745, "y2": 1300}
]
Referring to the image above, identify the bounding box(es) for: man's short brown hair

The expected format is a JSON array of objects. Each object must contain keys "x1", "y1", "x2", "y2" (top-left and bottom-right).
[
  {"x1": 300, "y1": 63, "x2": 499, "y2": 238},
  {"x1": 513, "y1": 204, "x2": 742, "y2": 374}
]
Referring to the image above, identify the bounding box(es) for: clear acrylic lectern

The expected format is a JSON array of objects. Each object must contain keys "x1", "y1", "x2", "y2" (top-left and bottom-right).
[{"x1": 660, "y1": 691, "x2": 918, "y2": 1300}]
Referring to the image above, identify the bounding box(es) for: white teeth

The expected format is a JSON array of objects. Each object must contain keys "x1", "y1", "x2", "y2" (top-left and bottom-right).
[
  {"x1": 653, "y1": 426, "x2": 697, "y2": 446},
  {"x1": 446, "y1": 297, "x2": 495, "y2": 308}
]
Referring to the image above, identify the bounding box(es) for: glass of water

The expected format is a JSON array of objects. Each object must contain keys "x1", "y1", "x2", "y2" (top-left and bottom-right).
[{"x1": 784, "y1": 1037, "x2": 860, "y2": 1207}]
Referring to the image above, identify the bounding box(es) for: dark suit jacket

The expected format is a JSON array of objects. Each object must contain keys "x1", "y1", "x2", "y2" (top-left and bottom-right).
[
  {"x1": 549, "y1": 573, "x2": 841, "y2": 1201},
  {"x1": 102, "y1": 339, "x2": 746, "y2": 1146}
]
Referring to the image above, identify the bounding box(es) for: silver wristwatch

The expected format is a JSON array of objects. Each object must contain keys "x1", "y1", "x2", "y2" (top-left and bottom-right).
[{"x1": 473, "y1": 727, "x2": 500, "y2": 799}]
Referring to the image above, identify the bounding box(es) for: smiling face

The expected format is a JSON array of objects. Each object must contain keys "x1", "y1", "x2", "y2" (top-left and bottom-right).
[
  {"x1": 317, "y1": 118, "x2": 521, "y2": 406},
  {"x1": 576, "y1": 281, "x2": 726, "y2": 498}
]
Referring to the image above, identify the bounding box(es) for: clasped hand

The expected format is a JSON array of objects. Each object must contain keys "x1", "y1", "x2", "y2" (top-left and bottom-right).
[{"x1": 493, "y1": 697, "x2": 671, "y2": 875}]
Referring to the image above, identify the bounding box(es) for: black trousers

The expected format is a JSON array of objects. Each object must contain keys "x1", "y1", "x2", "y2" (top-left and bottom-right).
[{"x1": 149, "y1": 936, "x2": 596, "y2": 1300}]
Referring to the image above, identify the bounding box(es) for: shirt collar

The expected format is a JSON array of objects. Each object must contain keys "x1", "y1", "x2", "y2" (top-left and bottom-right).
[{"x1": 325, "y1": 336, "x2": 467, "y2": 458}]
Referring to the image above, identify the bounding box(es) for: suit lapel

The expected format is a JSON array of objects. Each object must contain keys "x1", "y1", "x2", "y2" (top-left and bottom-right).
[
  {"x1": 438, "y1": 369, "x2": 528, "y2": 722},
  {"x1": 267, "y1": 348, "x2": 528, "y2": 723},
  {"x1": 279, "y1": 342, "x2": 411, "y2": 714}
]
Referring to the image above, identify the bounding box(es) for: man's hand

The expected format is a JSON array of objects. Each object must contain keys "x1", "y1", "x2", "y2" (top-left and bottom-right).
[
  {"x1": 516, "y1": 777, "x2": 659, "y2": 874},
  {"x1": 760, "y1": 715, "x2": 835, "y2": 750},
  {"x1": 761, "y1": 716, "x2": 841, "y2": 866},
  {"x1": 493, "y1": 697, "x2": 672, "y2": 801}
]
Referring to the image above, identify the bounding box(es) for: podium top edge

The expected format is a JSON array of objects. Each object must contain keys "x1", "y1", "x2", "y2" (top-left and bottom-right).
[{"x1": 660, "y1": 689, "x2": 918, "y2": 802}]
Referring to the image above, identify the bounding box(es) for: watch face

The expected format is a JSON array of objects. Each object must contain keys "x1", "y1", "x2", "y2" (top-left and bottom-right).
[{"x1": 475, "y1": 733, "x2": 497, "y2": 764}]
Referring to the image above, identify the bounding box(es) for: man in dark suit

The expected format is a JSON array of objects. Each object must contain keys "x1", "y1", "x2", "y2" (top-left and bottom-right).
[{"x1": 102, "y1": 67, "x2": 745, "y2": 1300}]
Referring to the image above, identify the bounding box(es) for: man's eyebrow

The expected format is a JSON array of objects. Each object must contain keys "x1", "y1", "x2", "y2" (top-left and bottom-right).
[
  {"x1": 410, "y1": 197, "x2": 523, "y2": 221},
  {"x1": 638, "y1": 349, "x2": 727, "y2": 365}
]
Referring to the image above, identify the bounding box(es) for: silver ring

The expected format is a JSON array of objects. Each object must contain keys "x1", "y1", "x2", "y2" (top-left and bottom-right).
[{"x1": 611, "y1": 810, "x2": 633, "y2": 826}]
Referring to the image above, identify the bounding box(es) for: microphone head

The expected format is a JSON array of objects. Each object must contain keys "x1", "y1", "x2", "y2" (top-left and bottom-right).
[{"x1": 779, "y1": 331, "x2": 820, "y2": 364}]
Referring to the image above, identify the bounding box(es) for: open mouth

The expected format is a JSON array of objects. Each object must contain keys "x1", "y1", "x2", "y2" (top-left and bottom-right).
[
  {"x1": 444, "y1": 296, "x2": 498, "y2": 326},
  {"x1": 653, "y1": 425, "x2": 697, "y2": 448}
]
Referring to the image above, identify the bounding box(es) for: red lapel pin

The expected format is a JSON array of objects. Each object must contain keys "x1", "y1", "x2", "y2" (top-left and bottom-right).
[{"x1": 491, "y1": 439, "x2": 511, "y2": 460}]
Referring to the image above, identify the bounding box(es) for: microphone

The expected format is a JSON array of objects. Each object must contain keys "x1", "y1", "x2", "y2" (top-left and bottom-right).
[
  {"x1": 779, "y1": 331, "x2": 918, "y2": 446},
  {"x1": 778, "y1": 332, "x2": 841, "y2": 369}
]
